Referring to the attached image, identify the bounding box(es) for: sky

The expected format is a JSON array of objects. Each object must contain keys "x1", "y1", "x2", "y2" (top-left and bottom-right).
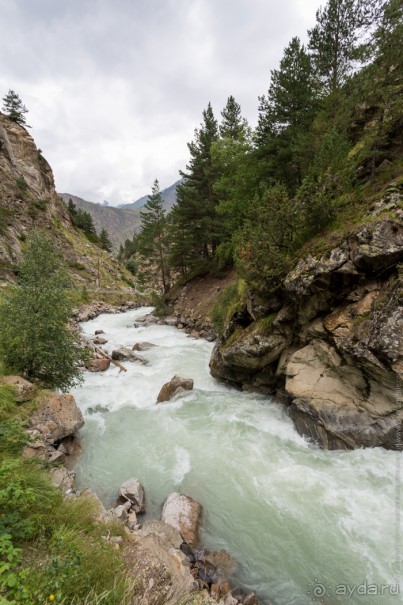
[{"x1": 0, "y1": 0, "x2": 321, "y2": 206}]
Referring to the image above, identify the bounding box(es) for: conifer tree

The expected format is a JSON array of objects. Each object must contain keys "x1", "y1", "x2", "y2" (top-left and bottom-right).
[
  {"x1": 139, "y1": 179, "x2": 169, "y2": 293},
  {"x1": 99, "y1": 228, "x2": 112, "y2": 252},
  {"x1": 173, "y1": 103, "x2": 221, "y2": 266},
  {"x1": 2, "y1": 90, "x2": 30, "y2": 126},
  {"x1": 219, "y1": 96, "x2": 248, "y2": 140},
  {"x1": 308, "y1": 0, "x2": 383, "y2": 94}
]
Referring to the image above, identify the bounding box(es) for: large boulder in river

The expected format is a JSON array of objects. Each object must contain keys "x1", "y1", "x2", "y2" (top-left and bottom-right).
[
  {"x1": 157, "y1": 376, "x2": 194, "y2": 403},
  {"x1": 1, "y1": 376, "x2": 36, "y2": 402},
  {"x1": 118, "y1": 477, "x2": 146, "y2": 513},
  {"x1": 29, "y1": 393, "x2": 84, "y2": 444},
  {"x1": 132, "y1": 341, "x2": 155, "y2": 352},
  {"x1": 161, "y1": 492, "x2": 202, "y2": 547}
]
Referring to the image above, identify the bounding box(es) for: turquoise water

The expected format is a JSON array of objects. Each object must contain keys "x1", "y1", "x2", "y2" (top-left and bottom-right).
[{"x1": 72, "y1": 308, "x2": 401, "y2": 605}]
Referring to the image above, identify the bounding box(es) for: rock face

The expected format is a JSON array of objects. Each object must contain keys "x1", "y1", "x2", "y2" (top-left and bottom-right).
[
  {"x1": 157, "y1": 376, "x2": 194, "y2": 403},
  {"x1": 1, "y1": 375, "x2": 36, "y2": 402},
  {"x1": 210, "y1": 216, "x2": 403, "y2": 450},
  {"x1": 161, "y1": 492, "x2": 202, "y2": 547},
  {"x1": 0, "y1": 112, "x2": 135, "y2": 291}
]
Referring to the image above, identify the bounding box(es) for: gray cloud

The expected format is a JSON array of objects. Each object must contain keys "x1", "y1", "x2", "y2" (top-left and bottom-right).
[{"x1": 0, "y1": 0, "x2": 320, "y2": 204}]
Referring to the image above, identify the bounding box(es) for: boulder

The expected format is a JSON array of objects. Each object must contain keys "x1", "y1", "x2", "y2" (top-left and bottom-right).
[
  {"x1": 95, "y1": 329, "x2": 105, "y2": 335},
  {"x1": 86, "y1": 357, "x2": 110, "y2": 372},
  {"x1": 93, "y1": 336, "x2": 108, "y2": 345},
  {"x1": 161, "y1": 492, "x2": 202, "y2": 547},
  {"x1": 112, "y1": 348, "x2": 149, "y2": 364},
  {"x1": 118, "y1": 477, "x2": 146, "y2": 513},
  {"x1": 164, "y1": 316, "x2": 178, "y2": 326},
  {"x1": 157, "y1": 376, "x2": 194, "y2": 403},
  {"x1": 113, "y1": 500, "x2": 131, "y2": 522},
  {"x1": 127, "y1": 510, "x2": 138, "y2": 530},
  {"x1": 49, "y1": 467, "x2": 76, "y2": 494},
  {"x1": 138, "y1": 520, "x2": 183, "y2": 550},
  {"x1": 1, "y1": 375, "x2": 36, "y2": 402},
  {"x1": 29, "y1": 393, "x2": 84, "y2": 444}
]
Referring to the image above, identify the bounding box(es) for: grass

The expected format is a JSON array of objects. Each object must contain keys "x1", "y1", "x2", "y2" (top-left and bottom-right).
[{"x1": 0, "y1": 386, "x2": 137, "y2": 605}]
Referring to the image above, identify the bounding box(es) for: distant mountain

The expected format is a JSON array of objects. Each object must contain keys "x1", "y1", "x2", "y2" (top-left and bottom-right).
[
  {"x1": 59, "y1": 193, "x2": 141, "y2": 253},
  {"x1": 120, "y1": 178, "x2": 182, "y2": 211}
]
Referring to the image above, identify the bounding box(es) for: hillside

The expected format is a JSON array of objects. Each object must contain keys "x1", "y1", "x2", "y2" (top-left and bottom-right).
[
  {"x1": 0, "y1": 112, "x2": 135, "y2": 299},
  {"x1": 59, "y1": 193, "x2": 141, "y2": 252},
  {"x1": 119, "y1": 178, "x2": 181, "y2": 211}
]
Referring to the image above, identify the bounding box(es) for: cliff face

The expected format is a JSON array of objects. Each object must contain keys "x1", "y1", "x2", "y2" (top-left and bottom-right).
[
  {"x1": 210, "y1": 198, "x2": 403, "y2": 450},
  {"x1": 0, "y1": 113, "x2": 133, "y2": 294}
]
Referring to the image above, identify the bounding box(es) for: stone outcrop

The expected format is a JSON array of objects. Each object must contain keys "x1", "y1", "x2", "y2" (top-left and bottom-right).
[
  {"x1": 161, "y1": 492, "x2": 202, "y2": 547},
  {"x1": 0, "y1": 112, "x2": 136, "y2": 292},
  {"x1": 29, "y1": 392, "x2": 84, "y2": 443},
  {"x1": 85, "y1": 357, "x2": 111, "y2": 372},
  {"x1": 210, "y1": 216, "x2": 403, "y2": 450},
  {"x1": 1, "y1": 375, "x2": 36, "y2": 402},
  {"x1": 157, "y1": 376, "x2": 194, "y2": 403}
]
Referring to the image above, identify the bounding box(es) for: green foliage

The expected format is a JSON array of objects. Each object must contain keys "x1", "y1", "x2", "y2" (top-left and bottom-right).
[
  {"x1": 0, "y1": 231, "x2": 90, "y2": 390},
  {"x1": 15, "y1": 178, "x2": 28, "y2": 194},
  {"x1": 138, "y1": 179, "x2": 169, "y2": 293},
  {"x1": 0, "y1": 457, "x2": 135, "y2": 604},
  {"x1": 2, "y1": 90, "x2": 29, "y2": 126},
  {"x1": 125, "y1": 259, "x2": 137, "y2": 275},
  {"x1": 235, "y1": 184, "x2": 297, "y2": 292},
  {"x1": 99, "y1": 228, "x2": 112, "y2": 252},
  {"x1": 67, "y1": 199, "x2": 100, "y2": 243}
]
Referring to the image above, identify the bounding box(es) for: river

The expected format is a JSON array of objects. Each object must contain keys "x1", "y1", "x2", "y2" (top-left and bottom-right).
[{"x1": 71, "y1": 307, "x2": 400, "y2": 605}]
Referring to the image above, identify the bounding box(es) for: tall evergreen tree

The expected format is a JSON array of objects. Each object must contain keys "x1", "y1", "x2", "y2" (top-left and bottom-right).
[
  {"x1": 308, "y1": 0, "x2": 383, "y2": 94},
  {"x1": 139, "y1": 179, "x2": 169, "y2": 293},
  {"x1": 219, "y1": 96, "x2": 248, "y2": 140},
  {"x1": 2, "y1": 89, "x2": 29, "y2": 126},
  {"x1": 99, "y1": 228, "x2": 112, "y2": 252},
  {"x1": 172, "y1": 103, "x2": 221, "y2": 266},
  {"x1": 255, "y1": 37, "x2": 319, "y2": 190}
]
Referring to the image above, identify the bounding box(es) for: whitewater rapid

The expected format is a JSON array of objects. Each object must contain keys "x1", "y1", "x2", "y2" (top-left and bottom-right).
[{"x1": 71, "y1": 308, "x2": 401, "y2": 605}]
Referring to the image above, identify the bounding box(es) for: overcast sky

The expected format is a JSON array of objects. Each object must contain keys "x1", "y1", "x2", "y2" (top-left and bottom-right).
[{"x1": 0, "y1": 0, "x2": 321, "y2": 206}]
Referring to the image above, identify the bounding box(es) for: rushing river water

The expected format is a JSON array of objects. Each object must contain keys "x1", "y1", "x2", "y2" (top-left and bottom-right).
[{"x1": 72, "y1": 308, "x2": 400, "y2": 605}]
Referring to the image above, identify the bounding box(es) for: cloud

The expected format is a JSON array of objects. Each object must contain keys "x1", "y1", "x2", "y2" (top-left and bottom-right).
[{"x1": 0, "y1": 0, "x2": 320, "y2": 204}]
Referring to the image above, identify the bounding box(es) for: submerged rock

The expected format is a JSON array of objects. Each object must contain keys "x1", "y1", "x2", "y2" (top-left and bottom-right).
[
  {"x1": 132, "y1": 341, "x2": 155, "y2": 351},
  {"x1": 157, "y1": 375, "x2": 194, "y2": 403},
  {"x1": 161, "y1": 492, "x2": 202, "y2": 547},
  {"x1": 112, "y1": 347, "x2": 149, "y2": 364}
]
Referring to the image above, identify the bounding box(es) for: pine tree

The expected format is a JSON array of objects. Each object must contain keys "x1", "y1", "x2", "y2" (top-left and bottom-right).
[
  {"x1": 308, "y1": 0, "x2": 382, "y2": 94},
  {"x1": 139, "y1": 179, "x2": 169, "y2": 293},
  {"x1": 219, "y1": 96, "x2": 248, "y2": 140},
  {"x1": 255, "y1": 37, "x2": 319, "y2": 190},
  {"x1": 172, "y1": 103, "x2": 221, "y2": 267},
  {"x1": 0, "y1": 231, "x2": 89, "y2": 390},
  {"x1": 99, "y1": 228, "x2": 112, "y2": 252},
  {"x1": 2, "y1": 89, "x2": 30, "y2": 126}
]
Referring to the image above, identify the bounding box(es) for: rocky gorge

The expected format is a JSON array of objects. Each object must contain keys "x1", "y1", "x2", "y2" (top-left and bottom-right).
[{"x1": 210, "y1": 208, "x2": 403, "y2": 451}]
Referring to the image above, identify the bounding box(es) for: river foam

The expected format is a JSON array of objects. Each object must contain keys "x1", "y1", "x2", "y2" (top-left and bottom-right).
[{"x1": 72, "y1": 308, "x2": 401, "y2": 605}]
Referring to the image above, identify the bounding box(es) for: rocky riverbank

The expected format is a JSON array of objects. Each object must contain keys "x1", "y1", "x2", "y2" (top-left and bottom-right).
[
  {"x1": 10, "y1": 371, "x2": 260, "y2": 605},
  {"x1": 210, "y1": 212, "x2": 403, "y2": 450}
]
